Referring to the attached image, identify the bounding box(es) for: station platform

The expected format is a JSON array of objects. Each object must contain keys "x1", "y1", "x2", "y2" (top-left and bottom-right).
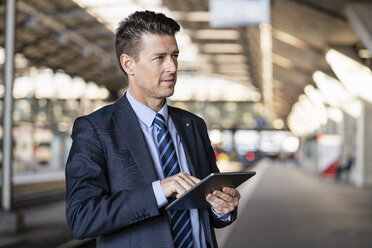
[
  {"x1": 1, "y1": 158, "x2": 372, "y2": 248},
  {"x1": 216, "y1": 159, "x2": 372, "y2": 248}
]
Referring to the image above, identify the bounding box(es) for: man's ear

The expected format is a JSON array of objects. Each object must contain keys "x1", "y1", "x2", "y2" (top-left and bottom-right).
[{"x1": 120, "y1": 54, "x2": 135, "y2": 76}]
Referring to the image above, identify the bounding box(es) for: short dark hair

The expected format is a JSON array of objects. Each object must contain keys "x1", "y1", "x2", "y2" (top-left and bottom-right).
[{"x1": 115, "y1": 10, "x2": 181, "y2": 75}]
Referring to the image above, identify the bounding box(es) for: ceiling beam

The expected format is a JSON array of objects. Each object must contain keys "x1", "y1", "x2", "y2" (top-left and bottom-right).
[
  {"x1": 346, "y1": 2, "x2": 372, "y2": 55},
  {"x1": 272, "y1": 0, "x2": 357, "y2": 49}
]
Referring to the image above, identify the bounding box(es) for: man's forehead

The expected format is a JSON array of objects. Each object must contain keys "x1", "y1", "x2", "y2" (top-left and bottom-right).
[
  {"x1": 140, "y1": 33, "x2": 178, "y2": 45},
  {"x1": 139, "y1": 33, "x2": 178, "y2": 54}
]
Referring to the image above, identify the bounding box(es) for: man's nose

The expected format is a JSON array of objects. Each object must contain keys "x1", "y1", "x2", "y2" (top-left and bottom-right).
[{"x1": 165, "y1": 57, "x2": 177, "y2": 72}]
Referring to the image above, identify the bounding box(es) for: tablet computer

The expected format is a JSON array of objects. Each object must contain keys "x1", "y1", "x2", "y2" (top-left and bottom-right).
[{"x1": 165, "y1": 171, "x2": 256, "y2": 211}]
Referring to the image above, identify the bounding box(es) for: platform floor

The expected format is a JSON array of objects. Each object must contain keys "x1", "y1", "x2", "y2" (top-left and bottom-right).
[
  {"x1": 216, "y1": 159, "x2": 372, "y2": 248},
  {"x1": 1, "y1": 158, "x2": 372, "y2": 248}
]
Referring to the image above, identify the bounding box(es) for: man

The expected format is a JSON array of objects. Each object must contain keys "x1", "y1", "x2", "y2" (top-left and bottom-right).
[{"x1": 65, "y1": 11, "x2": 240, "y2": 248}]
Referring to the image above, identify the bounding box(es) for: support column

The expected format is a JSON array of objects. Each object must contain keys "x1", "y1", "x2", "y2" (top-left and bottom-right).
[
  {"x1": 2, "y1": 0, "x2": 16, "y2": 211},
  {"x1": 352, "y1": 101, "x2": 372, "y2": 187}
]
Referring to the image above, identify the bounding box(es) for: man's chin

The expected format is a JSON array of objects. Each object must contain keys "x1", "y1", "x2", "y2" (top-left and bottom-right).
[
  {"x1": 165, "y1": 90, "x2": 175, "y2": 98},
  {"x1": 158, "y1": 90, "x2": 174, "y2": 99}
]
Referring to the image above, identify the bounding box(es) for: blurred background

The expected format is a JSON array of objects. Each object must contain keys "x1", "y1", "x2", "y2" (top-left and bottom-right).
[{"x1": 0, "y1": 0, "x2": 372, "y2": 247}]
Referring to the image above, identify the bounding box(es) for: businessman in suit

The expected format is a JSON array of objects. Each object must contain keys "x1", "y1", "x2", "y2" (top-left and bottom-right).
[{"x1": 65, "y1": 11, "x2": 240, "y2": 248}]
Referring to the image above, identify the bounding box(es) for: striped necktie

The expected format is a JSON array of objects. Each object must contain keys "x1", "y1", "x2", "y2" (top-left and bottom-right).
[{"x1": 153, "y1": 113, "x2": 193, "y2": 248}]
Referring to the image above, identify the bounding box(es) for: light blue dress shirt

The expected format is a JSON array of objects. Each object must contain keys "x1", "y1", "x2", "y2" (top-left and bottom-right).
[{"x1": 126, "y1": 90, "x2": 229, "y2": 248}]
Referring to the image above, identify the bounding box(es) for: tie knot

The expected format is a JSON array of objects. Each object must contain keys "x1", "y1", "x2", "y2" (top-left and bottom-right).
[{"x1": 153, "y1": 113, "x2": 167, "y2": 130}]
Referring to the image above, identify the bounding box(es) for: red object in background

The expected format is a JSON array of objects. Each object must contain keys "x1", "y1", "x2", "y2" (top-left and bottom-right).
[
  {"x1": 245, "y1": 152, "x2": 255, "y2": 162},
  {"x1": 214, "y1": 150, "x2": 219, "y2": 159},
  {"x1": 316, "y1": 132, "x2": 324, "y2": 142},
  {"x1": 322, "y1": 160, "x2": 338, "y2": 177}
]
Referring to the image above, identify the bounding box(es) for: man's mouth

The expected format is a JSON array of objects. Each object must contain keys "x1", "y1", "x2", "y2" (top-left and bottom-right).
[{"x1": 161, "y1": 78, "x2": 174, "y2": 83}]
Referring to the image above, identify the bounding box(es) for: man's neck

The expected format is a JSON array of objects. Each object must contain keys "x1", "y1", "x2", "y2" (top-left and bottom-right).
[{"x1": 127, "y1": 88, "x2": 165, "y2": 112}]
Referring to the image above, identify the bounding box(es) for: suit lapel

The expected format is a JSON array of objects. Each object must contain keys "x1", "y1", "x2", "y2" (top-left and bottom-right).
[
  {"x1": 112, "y1": 94, "x2": 158, "y2": 183},
  {"x1": 168, "y1": 107, "x2": 202, "y2": 179}
]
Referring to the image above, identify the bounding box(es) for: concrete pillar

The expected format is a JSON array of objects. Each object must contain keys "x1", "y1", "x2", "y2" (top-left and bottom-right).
[
  {"x1": 342, "y1": 113, "x2": 356, "y2": 167},
  {"x1": 352, "y1": 101, "x2": 372, "y2": 187},
  {"x1": 297, "y1": 135, "x2": 317, "y2": 174},
  {"x1": 2, "y1": 0, "x2": 16, "y2": 211}
]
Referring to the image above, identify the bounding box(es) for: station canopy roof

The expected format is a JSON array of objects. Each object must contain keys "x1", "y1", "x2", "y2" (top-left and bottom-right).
[{"x1": 0, "y1": 0, "x2": 371, "y2": 119}]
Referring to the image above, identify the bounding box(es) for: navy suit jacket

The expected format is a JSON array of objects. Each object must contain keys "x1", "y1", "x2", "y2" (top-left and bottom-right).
[{"x1": 65, "y1": 94, "x2": 237, "y2": 247}]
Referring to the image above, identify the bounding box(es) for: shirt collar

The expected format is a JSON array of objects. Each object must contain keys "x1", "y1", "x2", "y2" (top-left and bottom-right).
[{"x1": 126, "y1": 89, "x2": 169, "y2": 128}]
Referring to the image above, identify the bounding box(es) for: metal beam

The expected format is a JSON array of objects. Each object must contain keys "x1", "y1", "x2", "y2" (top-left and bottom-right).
[
  {"x1": 346, "y1": 2, "x2": 372, "y2": 55},
  {"x1": 273, "y1": 64, "x2": 310, "y2": 90},
  {"x1": 272, "y1": 0, "x2": 339, "y2": 49},
  {"x1": 2, "y1": 0, "x2": 15, "y2": 211},
  {"x1": 272, "y1": 38, "x2": 325, "y2": 71},
  {"x1": 17, "y1": 1, "x2": 115, "y2": 67},
  {"x1": 70, "y1": 27, "x2": 114, "y2": 38},
  {"x1": 44, "y1": 9, "x2": 94, "y2": 21}
]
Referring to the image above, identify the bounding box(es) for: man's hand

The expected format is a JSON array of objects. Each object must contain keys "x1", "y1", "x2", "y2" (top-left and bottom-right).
[
  {"x1": 206, "y1": 187, "x2": 240, "y2": 215},
  {"x1": 161, "y1": 172, "x2": 200, "y2": 198}
]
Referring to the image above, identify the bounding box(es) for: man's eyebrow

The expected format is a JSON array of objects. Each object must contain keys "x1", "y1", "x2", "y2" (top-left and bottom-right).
[
  {"x1": 152, "y1": 52, "x2": 167, "y2": 56},
  {"x1": 151, "y1": 51, "x2": 179, "y2": 56}
]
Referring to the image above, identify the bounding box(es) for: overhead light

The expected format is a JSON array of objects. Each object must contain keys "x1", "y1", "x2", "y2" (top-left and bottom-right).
[
  {"x1": 260, "y1": 23, "x2": 273, "y2": 110},
  {"x1": 191, "y1": 29, "x2": 240, "y2": 40},
  {"x1": 304, "y1": 85, "x2": 327, "y2": 125},
  {"x1": 358, "y1": 49, "x2": 371, "y2": 59},
  {"x1": 0, "y1": 47, "x2": 5, "y2": 65},
  {"x1": 171, "y1": 73, "x2": 260, "y2": 102},
  {"x1": 232, "y1": 76, "x2": 251, "y2": 82},
  {"x1": 298, "y1": 94, "x2": 321, "y2": 130},
  {"x1": 287, "y1": 92, "x2": 325, "y2": 137},
  {"x1": 220, "y1": 72, "x2": 249, "y2": 77},
  {"x1": 176, "y1": 33, "x2": 199, "y2": 62},
  {"x1": 282, "y1": 136, "x2": 299, "y2": 152},
  {"x1": 207, "y1": 54, "x2": 247, "y2": 64},
  {"x1": 172, "y1": 11, "x2": 210, "y2": 22},
  {"x1": 326, "y1": 49, "x2": 372, "y2": 103},
  {"x1": 217, "y1": 64, "x2": 248, "y2": 71},
  {"x1": 272, "y1": 29, "x2": 309, "y2": 50},
  {"x1": 313, "y1": 70, "x2": 362, "y2": 118},
  {"x1": 288, "y1": 105, "x2": 313, "y2": 137},
  {"x1": 326, "y1": 107, "x2": 343, "y2": 123},
  {"x1": 273, "y1": 119, "x2": 285, "y2": 129},
  {"x1": 272, "y1": 54, "x2": 294, "y2": 69},
  {"x1": 34, "y1": 69, "x2": 55, "y2": 99},
  {"x1": 201, "y1": 43, "x2": 243, "y2": 53}
]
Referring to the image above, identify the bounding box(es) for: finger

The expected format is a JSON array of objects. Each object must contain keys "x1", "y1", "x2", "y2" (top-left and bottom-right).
[
  {"x1": 161, "y1": 175, "x2": 191, "y2": 198},
  {"x1": 219, "y1": 188, "x2": 240, "y2": 207},
  {"x1": 207, "y1": 194, "x2": 234, "y2": 210},
  {"x1": 207, "y1": 196, "x2": 235, "y2": 214},
  {"x1": 212, "y1": 190, "x2": 234, "y2": 203},
  {"x1": 174, "y1": 178, "x2": 194, "y2": 194},
  {"x1": 175, "y1": 173, "x2": 199, "y2": 191},
  {"x1": 222, "y1": 187, "x2": 241, "y2": 200},
  {"x1": 206, "y1": 193, "x2": 213, "y2": 203},
  {"x1": 173, "y1": 180, "x2": 189, "y2": 197},
  {"x1": 172, "y1": 173, "x2": 202, "y2": 197},
  {"x1": 178, "y1": 172, "x2": 200, "y2": 186},
  {"x1": 188, "y1": 174, "x2": 201, "y2": 184}
]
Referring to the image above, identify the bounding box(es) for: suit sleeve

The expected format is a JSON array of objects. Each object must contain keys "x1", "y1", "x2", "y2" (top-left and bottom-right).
[
  {"x1": 65, "y1": 117, "x2": 160, "y2": 239},
  {"x1": 199, "y1": 118, "x2": 238, "y2": 228}
]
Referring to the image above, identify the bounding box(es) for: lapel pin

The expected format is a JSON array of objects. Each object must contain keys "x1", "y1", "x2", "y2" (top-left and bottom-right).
[{"x1": 186, "y1": 123, "x2": 190, "y2": 127}]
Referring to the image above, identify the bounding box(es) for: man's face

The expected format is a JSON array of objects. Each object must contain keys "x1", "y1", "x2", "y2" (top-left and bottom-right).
[{"x1": 129, "y1": 33, "x2": 179, "y2": 106}]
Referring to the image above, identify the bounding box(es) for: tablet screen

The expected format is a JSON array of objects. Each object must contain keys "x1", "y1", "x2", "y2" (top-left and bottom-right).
[{"x1": 165, "y1": 171, "x2": 256, "y2": 211}]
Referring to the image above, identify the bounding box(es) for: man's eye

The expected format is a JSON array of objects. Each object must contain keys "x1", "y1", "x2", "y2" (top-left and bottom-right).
[
  {"x1": 172, "y1": 54, "x2": 179, "y2": 59},
  {"x1": 156, "y1": 56, "x2": 164, "y2": 61}
]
